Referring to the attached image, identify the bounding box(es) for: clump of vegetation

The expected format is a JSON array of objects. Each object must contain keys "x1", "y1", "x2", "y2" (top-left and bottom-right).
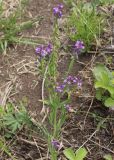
[
  {"x1": 93, "y1": 0, "x2": 114, "y2": 5},
  {"x1": 93, "y1": 64, "x2": 114, "y2": 108},
  {"x1": 67, "y1": 2, "x2": 104, "y2": 50},
  {"x1": 34, "y1": 5, "x2": 83, "y2": 159},
  {"x1": 0, "y1": 138, "x2": 16, "y2": 159},
  {"x1": 0, "y1": 0, "x2": 114, "y2": 159},
  {"x1": 0, "y1": 102, "x2": 32, "y2": 138},
  {"x1": 0, "y1": 0, "x2": 39, "y2": 53}
]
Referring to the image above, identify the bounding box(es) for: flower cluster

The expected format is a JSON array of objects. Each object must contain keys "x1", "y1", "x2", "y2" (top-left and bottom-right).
[
  {"x1": 55, "y1": 84, "x2": 65, "y2": 93},
  {"x1": 56, "y1": 76, "x2": 82, "y2": 93},
  {"x1": 63, "y1": 75, "x2": 78, "y2": 85},
  {"x1": 35, "y1": 43, "x2": 52, "y2": 59},
  {"x1": 51, "y1": 139, "x2": 63, "y2": 150},
  {"x1": 65, "y1": 104, "x2": 75, "y2": 112},
  {"x1": 73, "y1": 40, "x2": 85, "y2": 54},
  {"x1": 53, "y1": 4, "x2": 63, "y2": 18}
]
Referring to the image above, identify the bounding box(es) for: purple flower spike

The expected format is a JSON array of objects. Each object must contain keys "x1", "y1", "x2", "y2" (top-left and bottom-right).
[
  {"x1": 53, "y1": 4, "x2": 63, "y2": 18},
  {"x1": 73, "y1": 78, "x2": 77, "y2": 83},
  {"x1": 56, "y1": 76, "x2": 82, "y2": 94},
  {"x1": 58, "y1": 4, "x2": 64, "y2": 9},
  {"x1": 73, "y1": 40, "x2": 85, "y2": 54},
  {"x1": 77, "y1": 78, "x2": 82, "y2": 88},
  {"x1": 55, "y1": 84, "x2": 65, "y2": 93},
  {"x1": 74, "y1": 40, "x2": 85, "y2": 50},
  {"x1": 35, "y1": 46, "x2": 42, "y2": 54},
  {"x1": 64, "y1": 76, "x2": 78, "y2": 85},
  {"x1": 45, "y1": 43, "x2": 53, "y2": 54},
  {"x1": 77, "y1": 81, "x2": 82, "y2": 88},
  {"x1": 35, "y1": 43, "x2": 53, "y2": 59},
  {"x1": 63, "y1": 79, "x2": 67, "y2": 84},
  {"x1": 51, "y1": 140, "x2": 63, "y2": 150},
  {"x1": 65, "y1": 104, "x2": 71, "y2": 111}
]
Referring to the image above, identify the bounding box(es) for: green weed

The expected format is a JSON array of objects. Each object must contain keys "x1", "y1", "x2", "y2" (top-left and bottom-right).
[
  {"x1": 63, "y1": 147, "x2": 88, "y2": 160},
  {"x1": 0, "y1": 102, "x2": 32, "y2": 138},
  {"x1": 0, "y1": 0, "x2": 40, "y2": 53},
  {"x1": 92, "y1": 0, "x2": 114, "y2": 6},
  {"x1": 93, "y1": 64, "x2": 114, "y2": 108},
  {"x1": 0, "y1": 138, "x2": 17, "y2": 159},
  {"x1": 67, "y1": 2, "x2": 104, "y2": 50}
]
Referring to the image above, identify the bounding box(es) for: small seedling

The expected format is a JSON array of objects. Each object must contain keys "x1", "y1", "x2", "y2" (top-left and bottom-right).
[
  {"x1": 93, "y1": 64, "x2": 114, "y2": 108},
  {"x1": 63, "y1": 147, "x2": 88, "y2": 160}
]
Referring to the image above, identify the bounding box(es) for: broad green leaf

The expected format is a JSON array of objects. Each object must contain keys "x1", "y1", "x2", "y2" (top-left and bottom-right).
[
  {"x1": 105, "y1": 86, "x2": 114, "y2": 98},
  {"x1": 93, "y1": 64, "x2": 112, "y2": 86},
  {"x1": 104, "y1": 154, "x2": 112, "y2": 160},
  {"x1": 75, "y1": 148, "x2": 88, "y2": 160},
  {"x1": 104, "y1": 98, "x2": 114, "y2": 108},
  {"x1": 96, "y1": 90, "x2": 103, "y2": 100},
  {"x1": 93, "y1": 64, "x2": 114, "y2": 107},
  {"x1": 111, "y1": 79, "x2": 114, "y2": 85},
  {"x1": 95, "y1": 81, "x2": 106, "y2": 89},
  {"x1": 95, "y1": 83, "x2": 114, "y2": 99},
  {"x1": 63, "y1": 148, "x2": 76, "y2": 160}
]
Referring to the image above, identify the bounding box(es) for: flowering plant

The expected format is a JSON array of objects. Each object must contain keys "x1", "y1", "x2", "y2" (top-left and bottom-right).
[
  {"x1": 35, "y1": 43, "x2": 53, "y2": 59},
  {"x1": 53, "y1": 4, "x2": 63, "y2": 18},
  {"x1": 56, "y1": 75, "x2": 82, "y2": 96}
]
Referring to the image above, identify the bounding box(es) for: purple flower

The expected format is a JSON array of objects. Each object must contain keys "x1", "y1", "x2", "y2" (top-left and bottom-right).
[
  {"x1": 77, "y1": 81, "x2": 82, "y2": 88},
  {"x1": 73, "y1": 40, "x2": 85, "y2": 54},
  {"x1": 58, "y1": 4, "x2": 63, "y2": 10},
  {"x1": 51, "y1": 140, "x2": 63, "y2": 150},
  {"x1": 65, "y1": 104, "x2": 71, "y2": 111},
  {"x1": 64, "y1": 76, "x2": 78, "y2": 85},
  {"x1": 35, "y1": 43, "x2": 53, "y2": 58},
  {"x1": 74, "y1": 40, "x2": 85, "y2": 50},
  {"x1": 64, "y1": 76, "x2": 72, "y2": 85},
  {"x1": 73, "y1": 77, "x2": 78, "y2": 83},
  {"x1": 53, "y1": 4, "x2": 63, "y2": 18},
  {"x1": 76, "y1": 77, "x2": 82, "y2": 88},
  {"x1": 55, "y1": 76, "x2": 82, "y2": 93},
  {"x1": 35, "y1": 45, "x2": 43, "y2": 54},
  {"x1": 55, "y1": 84, "x2": 65, "y2": 93},
  {"x1": 45, "y1": 43, "x2": 53, "y2": 54},
  {"x1": 65, "y1": 104, "x2": 75, "y2": 112}
]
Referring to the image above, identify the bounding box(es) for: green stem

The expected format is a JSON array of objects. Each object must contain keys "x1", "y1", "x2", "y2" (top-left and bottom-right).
[
  {"x1": 66, "y1": 56, "x2": 75, "y2": 77},
  {"x1": 53, "y1": 107, "x2": 57, "y2": 138}
]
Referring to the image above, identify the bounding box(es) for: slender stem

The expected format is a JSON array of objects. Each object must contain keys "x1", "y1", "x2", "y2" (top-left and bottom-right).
[
  {"x1": 66, "y1": 56, "x2": 75, "y2": 77},
  {"x1": 53, "y1": 107, "x2": 57, "y2": 138},
  {"x1": 40, "y1": 59, "x2": 51, "y2": 114}
]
